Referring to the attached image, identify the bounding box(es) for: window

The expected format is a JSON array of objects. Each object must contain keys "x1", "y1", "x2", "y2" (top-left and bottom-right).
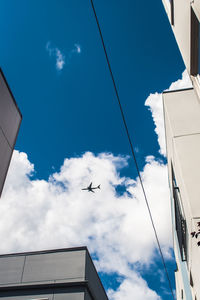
[
  {"x1": 166, "y1": 0, "x2": 174, "y2": 25},
  {"x1": 191, "y1": 8, "x2": 200, "y2": 75},
  {"x1": 190, "y1": 271, "x2": 194, "y2": 287},
  {"x1": 29, "y1": 298, "x2": 49, "y2": 300},
  {"x1": 181, "y1": 289, "x2": 184, "y2": 299},
  {"x1": 170, "y1": 0, "x2": 174, "y2": 25},
  {"x1": 172, "y1": 166, "x2": 187, "y2": 261}
]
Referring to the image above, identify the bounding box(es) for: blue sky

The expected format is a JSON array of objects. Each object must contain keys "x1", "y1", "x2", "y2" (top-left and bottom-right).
[
  {"x1": 0, "y1": 0, "x2": 184, "y2": 178},
  {"x1": 0, "y1": 0, "x2": 187, "y2": 299}
]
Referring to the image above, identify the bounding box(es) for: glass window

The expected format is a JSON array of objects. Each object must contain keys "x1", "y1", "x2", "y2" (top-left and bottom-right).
[
  {"x1": 29, "y1": 298, "x2": 49, "y2": 300},
  {"x1": 198, "y1": 22, "x2": 200, "y2": 74},
  {"x1": 191, "y1": 8, "x2": 200, "y2": 75},
  {"x1": 172, "y1": 166, "x2": 187, "y2": 261},
  {"x1": 164, "y1": 0, "x2": 174, "y2": 25},
  {"x1": 170, "y1": 0, "x2": 174, "y2": 25}
]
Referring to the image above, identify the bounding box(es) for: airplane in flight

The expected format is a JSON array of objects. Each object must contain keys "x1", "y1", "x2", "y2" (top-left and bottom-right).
[{"x1": 82, "y1": 182, "x2": 101, "y2": 193}]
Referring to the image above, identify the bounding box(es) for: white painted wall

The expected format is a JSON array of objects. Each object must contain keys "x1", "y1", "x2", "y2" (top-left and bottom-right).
[
  {"x1": 162, "y1": 1, "x2": 200, "y2": 298},
  {"x1": 163, "y1": 88, "x2": 200, "y2": 300},
  {"x1": 162, "y1": 0, "x2": 191, "y2": 71}
]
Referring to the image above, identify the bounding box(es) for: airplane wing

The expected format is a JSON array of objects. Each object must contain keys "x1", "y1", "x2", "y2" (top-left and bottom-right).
[{"x1": 88, "y1": 182, "x2": 92, "y2": 188}]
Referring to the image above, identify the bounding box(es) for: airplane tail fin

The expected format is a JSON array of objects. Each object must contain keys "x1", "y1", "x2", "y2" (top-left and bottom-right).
[{"x1": 98, "y1": 184, "x2": 100, "y2": 189}]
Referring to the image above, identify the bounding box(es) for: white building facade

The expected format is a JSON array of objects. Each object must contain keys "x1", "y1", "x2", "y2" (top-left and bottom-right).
[{"x1": 162, "y1": 1, "x2": 200, "y2": 299}]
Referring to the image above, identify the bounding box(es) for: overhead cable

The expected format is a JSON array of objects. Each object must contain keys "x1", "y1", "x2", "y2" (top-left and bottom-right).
[{"x1": 90, "y1": 1, "x2": 175, "y2": 299}]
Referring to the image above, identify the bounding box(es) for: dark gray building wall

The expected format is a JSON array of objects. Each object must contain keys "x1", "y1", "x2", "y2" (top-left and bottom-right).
[
  {"x1": 85, "y1": 251, "x2": 107, "y2": 300},
  {"x1": 22, "y1": 250, "x2": 86, "y2": 283},
  {"x1": 85, "y1": 290, "x2": 93, "y2": 300},
  {"x1": 0, "y1": 287, "x2": 93, "y2": 299},
  {"x1": 0, "y1": 289, "x2": 54, "y2": 299},
  {"x1": 0, "y1": 247, "x2": 108, "y2": 300},
  {"x1": 0, "y1": 287, "x2": 85, "y2": 299},
  {"x1": 0, "y1": 69, "x2": 22, "y2": 197}
]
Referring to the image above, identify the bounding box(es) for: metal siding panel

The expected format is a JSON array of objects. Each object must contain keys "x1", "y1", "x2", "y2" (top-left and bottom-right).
[
  {"x1": 84, "y1": 290, "x2": 93, "y2": 300},
  {"x1": 54, "y1": 292, "x2": 84, "y2": 300},
  {"x1": 0, "y1": 129, "x2": 12, "y2": 195},
  {"x1": 55, "y1": 286, "x2": 86, "y2": 300},
  {"x1": 0, "y1": 256, "x2": 25, "y2": 285},
  {"x1": 22, "y1": 251, "x2": 86, "y2": 283},
  {"x1": 0, "y1": 72, "x2": 21, "y2": 147},
  {"x1": 85, "y1": 252, "x2": 108, "y2": 300}
]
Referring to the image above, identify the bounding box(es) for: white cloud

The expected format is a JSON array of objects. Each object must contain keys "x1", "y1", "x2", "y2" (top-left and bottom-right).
[
  {"x1": 145, "y1": 70, "x2": 192, "y2": 156},
  {"x1": 74, "y1": 43, "x2": 81, "y2": 54},
  {"x1": 145, "y1": 92, "x2": 165, "y2": 156},
  {"x1": 1, "y1": 150, "x2": 171, "y2": 299},
  {"x1": 108, "y1": 274, "x2": 161, "y2": 300},
  {"x1": 55, "y1": 48, "x2": 65, "y2": 70},
  {"x1": 1, "y1": 70, "x2": 191, "y2": 299},
  {"x1": 167, "y1": 70, "x2": 192, "y2": 91},
  {"x1": 46, "y1": 42, "x2": 65, "y2": 71},
  {"x1": 46, "y1": 41, "x2": 81, "y2": 71}
]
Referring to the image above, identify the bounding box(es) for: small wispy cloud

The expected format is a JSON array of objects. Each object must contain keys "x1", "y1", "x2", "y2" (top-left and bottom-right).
[
  {"x1": 46, "y1": 41, "x2": 81, "y2": 71},
  {"x1": 55, "y1": 48, "x2": 65, "y2": 71},
  {"x1": 74, "y1": 43, "x2": 81, "y2": 54},
  {"x1": 46, "y1": 42, "x2": 65, "y2": 71}
]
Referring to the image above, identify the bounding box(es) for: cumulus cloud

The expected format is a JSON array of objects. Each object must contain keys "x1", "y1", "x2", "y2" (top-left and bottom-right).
[
  {"x1": 167, "y1": 70, "x2": 192, "y2": 91},
  {"x1": 108, "y1": 274, "x2": 161, "y2": 300},
  {"x1": 2, "y1": 150, "x2": 171, "y2": 299},
  {"x1": 145, "y1": 70, "x2": 192, "y2": 156},
  {"x1": 46, "y1": 41, "x2": 81, "y2": 71},
  {"x1": 145, "y1": 92, "x2": 165, "y2": 156},
  {"x1": 1, "y1": 71, "x2": 191, "y2": 299}
]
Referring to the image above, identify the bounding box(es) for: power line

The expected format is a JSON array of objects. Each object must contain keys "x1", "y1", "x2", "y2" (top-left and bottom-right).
[{"x1": 90, "y1": 1, "x2": 175, "y2": 299}]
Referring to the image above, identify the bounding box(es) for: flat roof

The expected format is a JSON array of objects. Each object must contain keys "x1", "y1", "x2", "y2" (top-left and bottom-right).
[
  {"x1": 163, "y1": 87, "x2": 193, "y2": 94},
  {"x1": 0, "y1": 246, "x2": 88, "y2": 257}
]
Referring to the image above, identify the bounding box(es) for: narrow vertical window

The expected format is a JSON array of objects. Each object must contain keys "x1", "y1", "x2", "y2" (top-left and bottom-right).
[
  {"x1": 172, "y1": 166, "x2": 187, "y2": 261},
  {"x1": 170, "y1": 0, "x2": 174, "y2": 25},
  {"x1": 191, "y1": 8, "x2": 200, "y2": 75},
  {"x1": 181, "y1": 289, "x2": 184, "y2": 299}
]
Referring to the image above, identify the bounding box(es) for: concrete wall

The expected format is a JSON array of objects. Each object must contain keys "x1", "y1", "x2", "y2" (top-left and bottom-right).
[
  {"x1": 192, "y1": 1, "x2": 200, "y2": 22},
  {"x1": 162, "y1": 0, "x2": 200, "y2": 77},
  {"x1": 163, "y1": 88, "x2": 200, "y2": 299},
  {"x1": 162, "y1": 1, "x2": 200, "y2": 299},
  {"x1": 0, "y1": 69, "x2": 22, "y2": 197},
  {"x1": 162, "y1": 0, "x2": 191, "y2": 72}
]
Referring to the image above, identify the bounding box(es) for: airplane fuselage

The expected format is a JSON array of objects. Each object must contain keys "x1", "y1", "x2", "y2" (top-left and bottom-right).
[{"x1": 82, "y1": 183, "x2": 100, "y2": 193}]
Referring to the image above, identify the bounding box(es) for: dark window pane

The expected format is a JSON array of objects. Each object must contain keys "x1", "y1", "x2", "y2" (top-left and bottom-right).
[{"x1": 172, "y1": 166, "x2": 187, "y2": 261}]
